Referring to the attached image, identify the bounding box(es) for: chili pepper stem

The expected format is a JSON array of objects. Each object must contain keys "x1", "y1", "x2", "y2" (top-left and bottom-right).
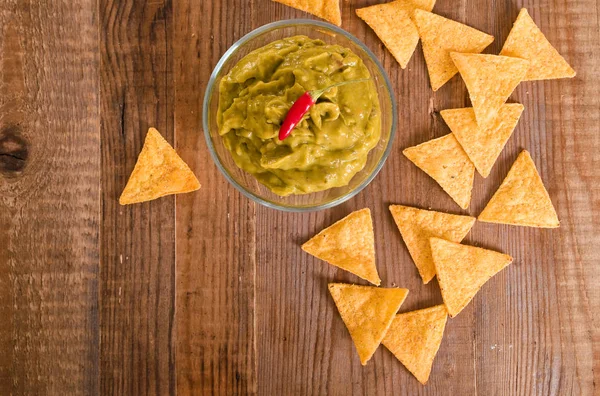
[{"x1": 308, "y1": 78, "x2": 370, "y2": 101}]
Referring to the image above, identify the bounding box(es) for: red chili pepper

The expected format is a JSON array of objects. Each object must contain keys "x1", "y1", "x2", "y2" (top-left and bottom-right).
[{"x1": 278, "y1": 78, "x2": 369, "y2": 141}]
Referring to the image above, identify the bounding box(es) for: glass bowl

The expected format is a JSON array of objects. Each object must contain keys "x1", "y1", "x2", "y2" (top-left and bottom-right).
[{"x1": 203, "y1": 19, "x2": 397, "y2": 212}]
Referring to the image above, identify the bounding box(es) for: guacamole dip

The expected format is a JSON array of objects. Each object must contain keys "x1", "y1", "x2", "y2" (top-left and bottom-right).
[{"x1": 217, "y1": 36, "x2": 381, "y2": 196}]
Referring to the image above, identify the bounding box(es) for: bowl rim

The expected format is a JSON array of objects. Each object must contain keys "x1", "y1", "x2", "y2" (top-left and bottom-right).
[{"x1": 202, "y1": 18, "x2": 397, "y2": 212}]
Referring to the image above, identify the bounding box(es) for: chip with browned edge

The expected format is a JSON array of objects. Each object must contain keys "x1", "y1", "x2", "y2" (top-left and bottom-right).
[
  {"x1": 329, "y1": 283, "x2": 409, "y2": 365},
  {"x1": 302, "y1": 208, "x2": 381, "y2": 285},
  {"x1": 412, "y1": 9, "x2": 494, "y2": 91},
  {"x1": 403, "y1": 134, "x2": 475, "y2": 209},
  {"x1": 356, "y1": 0, "x2": 436, "y2": 69},
  {"x1": 431, "y1": 238, "x2": 513, "y2": 317},
  {"x1": 119, "y1": 128, "x2": 200, "y2": 205},
  {"x1": 479, "y1": 150, "x2": 559, "y2": 227},
  {"x1": 389, "y1": 205, "x2": 475, "y2": 283},
  {"x1": 500, "y1": 8, "x2": 576, "y2": 81},
  {"x1": 441, "y1": 103, "x2": 524, "y2": 178},
  {"x1": 273, "y1": 0, "x2": 341, "y2": 26},
  {"x1": 451, "y1": 52, "x2": 529, "y2": 127},
  {"x1": 382, "y1": 305, "x2": 448, "y2": 384}
]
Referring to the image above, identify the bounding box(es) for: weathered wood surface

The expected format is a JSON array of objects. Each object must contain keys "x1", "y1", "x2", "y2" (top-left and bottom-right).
[
  {"x1": 0, "y1": 0, "x2": 598, "y2": 394},
  {"x1": 99, "y1": 1, "x2": 176, "y2": 394},
  {"x1": 0, "y1": 0, "x2": 100, "y2": 394}
]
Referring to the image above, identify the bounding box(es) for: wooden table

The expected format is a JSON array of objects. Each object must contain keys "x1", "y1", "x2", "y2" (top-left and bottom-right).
[{"x1": 1, "y1": 0, "x2": 598, "y2": 394}]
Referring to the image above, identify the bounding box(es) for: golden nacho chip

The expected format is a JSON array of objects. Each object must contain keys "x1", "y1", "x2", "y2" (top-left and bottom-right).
[
  {"x1": 302, "y1": 208, "x2": 381, "y2": 285},
  {"x1": 441, "y1": 103, "x2": 524, "y2": 177},
  {"x1": 500, "y1": 8, "x2": 576, "y2": 81},
  {"x1": 389, "y1": 205, "x2": 475, "y2": 283},
  {"x1": 450, "y1": 52, "x2": 529, "y2": 127},
  {"x1": 328, "y1": 283, "x2": 409, "y2": 365},
  {"x1": 403, "y1": 134, "x2": 475, "y2": 209},
  {"x1": 479, "y1": 150, "x2": 559, "y2": 227},
  {"x1": 382, "y1": 305, "x2": 448, "y2": 384},
  {"x1": 412, "y1": 9, "x2": 494, "y2": 91},
  {"x1": 356, "y1": 0, "x2": 436, "y2": 69},
  {"x1": 273, "y1": 0, "x2": 341, "y2": 26},
  {"x1": 119, "y1": 128, "x2": 200, "y2": 205},
  {"x1": 430, "y1": 238, "x2": 513, "y2": 317}
]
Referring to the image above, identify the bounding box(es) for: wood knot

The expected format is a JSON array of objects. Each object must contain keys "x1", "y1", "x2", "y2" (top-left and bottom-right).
[{"x1": 0, "y1": 125, "x2": 29, "y2": 175}]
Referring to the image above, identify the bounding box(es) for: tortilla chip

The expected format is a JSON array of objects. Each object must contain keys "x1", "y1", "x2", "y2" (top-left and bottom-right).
[
  {"x1": 441, "y1": 103, "x2": 524, "y2": 178},
  {"x1": 389, "y1": 205, "x2": 475, "y2": 283},
  {"x1": 479, "y1": 150, "x2": 559, "y2": 227},
  {"x1": 273, "y1": 0, "x2": 341, "y2": 26},
  {"x1": 328, "y1": 283, "x2": 409, "y2": 365},
  {"x1": 302, "y1": 208, "x2": 381, "y2": 285},
  {"x1": 119, "y1": 128, "x2": 200, "y2": 205},
  {"x1": 430, "y1": 238, "x2": 513, "y2": 317},
  {"x1": 403, "y1": 134, "x2": 475, "y2": 209},
  {"x1": 356, "y1": 0, "x2": 436, "y2": 69},
  {"x1": 500, "y1": 8, "x2": 576, "y2": 81},
  {"x1": 450, "y1": 52, "x2": 529, "y2": 127},
  {"x1": 412, "y1": 9, "x2": 494, "y2": 91},
  {"x1": 382, "y1": 305, "x2": 448, "y2": 384}
]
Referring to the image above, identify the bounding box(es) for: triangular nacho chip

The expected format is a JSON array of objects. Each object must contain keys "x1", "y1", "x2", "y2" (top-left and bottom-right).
[
  {"x1": 412, "y1": 9, "x2": 494, "y2": 91},
  {"x1": 450, "y1": 52, "x2": 529, "y2": 127},
  {"x1": 329, "y1": 283, "x2": 409, "y2": 365},
  {"x1": 356, "y1": 0, "x2": 436, "y2": 69},
  {"x1": 479, "y1": 150, "x2": 559, "y2": 227},
  {"x1": 441, "y1": 103, "x2": 524, "y2": 177},
  {"x1": 382, "y1": 305, "x2": 448, "y2": 384},
  {"x1": 403, "y1": 134, "x2": 475, "y2": 209},
  {"x1": 119, "y1": 128, "x2": 200, "y2": 205},
  {"x1": 430, "y1": 238, "x2": 513, "y2": 317},
  {"x1": 302, "y1": 208, "x2": 381, "y2": 285},
  {"x1": 500, "y1": 8, "x2": 576, "y2": 81},
  {"x1": 273, "y1": 0, "x2": 341, "y2": 26},
  {"x1": 389, "y1": 205, "x2": 475, "y2": 283}
]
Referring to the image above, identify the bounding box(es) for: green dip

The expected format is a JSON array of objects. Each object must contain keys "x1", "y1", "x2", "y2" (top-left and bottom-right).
[{"x1": 217, "y1": 36, "x2": 381, "y2": 196}]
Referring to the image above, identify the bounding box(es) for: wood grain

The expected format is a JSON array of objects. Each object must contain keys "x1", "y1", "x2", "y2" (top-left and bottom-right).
[
  {"x1": 173, "y1": 1, "x2": 257, "y2": 394},
  {"x1": 0, "y1": 0, "x2": 100, "y2": 394},
  {"x1": 99, "y1": 0, "x2": 176, "y2": 395},
  {"x1": 210, "y1": 0, "x2": 598, "y2": 394},
  {"x1": 0, "y1": 0, "x2": 598, "y2": 394}
]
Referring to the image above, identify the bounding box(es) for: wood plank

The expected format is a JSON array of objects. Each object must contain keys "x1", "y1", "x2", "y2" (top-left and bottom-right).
[
  {"x1": 173, "y1": 1, "x2": 257, "y2": 394},
  {"x1": 497, "y1": 1, "x2": 598, "y2": 394},
  {"x1": 467, "y1": 1, "x2": 600, "y2": 395},
  {"x1": 99, "y1": 1, "x2": 176, "y2": 395},
  {"x1": 0, "y1": 0, "x2": 100, "y2": 394}
]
